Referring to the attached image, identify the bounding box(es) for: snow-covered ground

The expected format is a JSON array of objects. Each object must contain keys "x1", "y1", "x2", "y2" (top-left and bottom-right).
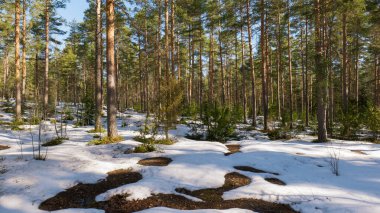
[{"x1": 1, "y1": 107, "x2": 380, "y2": 213}]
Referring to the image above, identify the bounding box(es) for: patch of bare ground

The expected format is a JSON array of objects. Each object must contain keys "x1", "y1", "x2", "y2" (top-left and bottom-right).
[
  {"x1": 39, "y1": 170, "x2": 296, "y2": 213},
  {"x1": 0, "y1": 145, "x2": 10, "y2": 150},
  {"x1": 175, "y1": 172, "x2": 251, "y2": 202},
  {"x1": 351, "y1": 150, "x2": 367, "y2": 155},
  {"x1": 234, "y1": 166, "x2": 279, "y2": 176},
  {"x1": 225, "y1": 144, "x2": 240, "y2": 156},
  {"x1": 39, "y1": 169, "x2": 142, "y2": 211},
  {"x1": 101, "y1": 194, "x2": 296, "y2": 213},
  {"x1": 265, "y1": 178, "x2": 286, "y2": 186},
  {"x1": 101, "y1": 172, "x2": 295, "y2": 213},
  {"x1": 137, "y1": 157, "x2": 172, "y2": 166}
]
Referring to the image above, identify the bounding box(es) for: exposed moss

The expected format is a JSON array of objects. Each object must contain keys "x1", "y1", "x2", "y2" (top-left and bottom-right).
[
  {"x1": 87, "y1": 128, "x2": 106, "y2": 133},
  {"x1": 87, "y1": 136, "x2": 124, "y2": 146},
  {"x1": 42, "y1": 137, "x2": 68, "y2": 147},
  {"x1": 133, "y1": 143, "x2": 156, "y2": 153},
  {"x1": 133, "y1": 136, "x2": 175, "y2": 145}
]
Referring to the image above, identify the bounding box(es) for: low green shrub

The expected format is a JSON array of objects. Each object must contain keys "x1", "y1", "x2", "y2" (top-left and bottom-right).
[{"x1": 133, "y1": 143, "x2": 156, "y2": 153}]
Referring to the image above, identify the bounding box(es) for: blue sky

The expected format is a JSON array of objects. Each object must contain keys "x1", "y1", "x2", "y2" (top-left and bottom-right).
[{"x1": 57, "y1": 0, "x2": 88, "y2": 47}]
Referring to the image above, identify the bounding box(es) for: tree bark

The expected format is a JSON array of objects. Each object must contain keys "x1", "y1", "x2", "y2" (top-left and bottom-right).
[
  {"x1": 22, "y1": 0, "x2": 27, "y2": 100},
  {"x1": 43, "y1": 0, "x2": 50, "y2": 119},
  {"x1": 260, "y1": 0, "x2": 268, "y2": 130},
  {"x1": 287, "y1": 0, "x2": 293, "y2": 128},
  {"x1": 241, "y1": 23, "x2": 247, "y2": 124},
  {"x1": 276, "y1": 12, "x2": 282, "y2": 120},
  {"x1": 246, "y1": 0, "x2": 256, "y2": 127},
  {"x1": 342, "y1": 10, "x2": 348, "y2": 113},
  {"x1": 15, "y1": 0, "x2": 22, "y2": 122},
  {"x1": 305, "y1": 17, "x2": 309, "y2": 126},
  {"x1": 95, "y1": 0, "x2": 103, "y2": 131},
  {"x1": 315, "y1": 0, "x2": 328, "y2": 142},
  {"x1": 106, "y1": 0, "x2": 118, "y2": 138}
]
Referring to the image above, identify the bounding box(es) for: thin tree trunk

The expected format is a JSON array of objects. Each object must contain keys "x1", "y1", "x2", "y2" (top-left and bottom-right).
[
  {"x1": 199, "y1": 22, "x2": 203, "y2": 116},
  {"x1": 209, "y1": 24, "x2": 214, "y2": 103},
  {"x1": 241, "y1": 23, "x2": 247, "y2": 124},
  {"x1": 276, "y1": 12, "x2": 281, "y2": 120},
  {"x1": 315, "y1": 0, "x2": 327, "y2": 142},
  {"x1": 246, "y1": 0, "x2": 256, "y2": 127},
  {"x1": 15, "y1": 0, "x2": 22, "y2": 122},
  {"x1": 218, "y1": 19, "x2": 225, "y2": 105},
  {"x1": 342, "y1": 11, "x2": 348, "y2": 113},
  {"x1": 260, "y1": 0, "x2": 268, "y2": 130},
  {"x1": 305, "y1": 17, "x2": 309, "y2": 126},
  {"x1": 157, "y1": 0, "x2": 162, "y2": 114},
  {"x1": 43, "y1": 0, "x2": 50, "y2": 119},
  {"x1": 287, "y1": 0, "x2": 293, "y2": 128},
  {"x1": 22, "y1": 0, "x2": 27, "y2": 100},
  {"x1": 95, "y1": 0, "x2": 103, "y2": 131},
  {"x1": 106, "y1": 0, "x2": 118, "y2": 138}
]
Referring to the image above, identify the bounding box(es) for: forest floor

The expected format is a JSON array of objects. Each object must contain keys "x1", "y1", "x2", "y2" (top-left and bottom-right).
[{"x1": 1, "y1": 102, "x2": 380, "y2": 213}]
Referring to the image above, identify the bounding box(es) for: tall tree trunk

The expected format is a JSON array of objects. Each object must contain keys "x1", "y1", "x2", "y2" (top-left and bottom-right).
[
  {"x1": 376, "y1": 56, "x2": 379, "y2": 107},
  {"x1": 246, "y1": 0, "x2": 256, "y2": 127},
  {"x1": 260, "y1": 0, "x2": 268, "y2": 130},
  {"x1": 276, "y1": 12, "x2": 282, "y2": 120},
  {"x1": 22, "y1": 0, "x2": 27, "y2": 100},
  {"x1": 241, "y1": 23, "x2": 247, "y2": 124},
  {"x1": 44, "y1": 0, "x2": 50, "y2": 119},
  {"x1": 301, "y1": 26, "x2": 305, "y2": 119},
  {"x1": 95, "y1": 0, "x2": 103, "y2": 131},
  {"x1": 342, "y1": 10, "x2": 348, "y2": 113},
  {"x1": 315, "y1": 0, "x2": 328, "y2": 142},
  {"x1": 355, "y1": 25, "x2": 359, "y2": 107},
  {"x1": 218, "y1": 20, "x2": 225, "y2": 105},
  {"x1": 287, "y1": 0, "x2": 293, "y2": 128},
  {"x1": 305, "y1": 17, "x2": 309, "y2": 126},
  {"x1": 165, "y1": 0, "x2": 169, "y2": 80},
  {"x1": 106, "y1": 0, "x2": 118, "y2": 138},
  {"x1": 328, "y1": 21, "x2": 334, "y2": 134},
  {"x1": 199, "y1": 22, "x2": 203, "y2": 116},
  {"x1": 170, "y1": 0, "x2": 175, "y2": 77},
  {"x1": 15, "y1": 0, "x2": 22, "y2": 122},
  {"x1": 209, "y1": 24, "x2": 214, "y2": 103},
  {"x1": 157, "y1": 0, "x2": 162, "y2": 114},
  {"x1": 234, "y1": 29, "x2": 239, "y2": 107}
]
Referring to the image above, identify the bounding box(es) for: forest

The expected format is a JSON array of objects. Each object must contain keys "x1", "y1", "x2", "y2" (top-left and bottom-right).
[{"x1": 0, "y1": 0, "x2": 380, "y2": 212}]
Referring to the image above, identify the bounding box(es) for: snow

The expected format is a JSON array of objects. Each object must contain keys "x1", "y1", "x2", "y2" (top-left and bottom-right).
[{"x1": 1, "y1": 105, "x2": 380, "y2": 213}]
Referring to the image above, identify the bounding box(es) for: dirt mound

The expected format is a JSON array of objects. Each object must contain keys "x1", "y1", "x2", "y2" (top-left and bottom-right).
[
  {"x1": 176, "y1": 172, "x2": 251, "y2": 202},
  {"x1": 225, "y1": 144, "x2": 240, "y2": 156},
  {"x1": 0, "y1": 145, "x2": 10, "y2": 151},
  {"x1": 138, "y1": 157, "x2": 172, "y2": 166},
  {"x1": 265, "y1": 178, "x2": 286, "y2": 186},
  {"x1": 39, "y1": 169, "x2": 142, "y2": 211},
  {"x1": 102, "y1": 193, "x2": 296, "y2": 213}
]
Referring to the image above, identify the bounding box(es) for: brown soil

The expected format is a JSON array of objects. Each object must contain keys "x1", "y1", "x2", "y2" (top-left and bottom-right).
[
  {"x1": 265, "y1": 178, "x2": 286, "y2": 186},
  {"x1": 225, "y1": 144, "x2": 240, "y2": 156},
  {"x1": 101, "y1": 194, "x2": 296, "y2": 213},
  {"x1": 0, "y1": 145, "x2": 10, "y2": 150},
  {"x1": 101, "y1": 171, "x2": 295, "y2": 213},
  {"x1": 175, "y1": 172, "x2": 251, "y2": 202},
  {"x1": 39, "y1": 169, "x2": 142, "y2": 211},
  {"x1": 40, "y1": 170, "x2": 296, "y2": 213},
  {"x1": 137, "y1": 157, "x2": 172, "y2": 166},
  {"x1": 234, "y1": 166, "x2": 279, "y2": 176},
  {"x1": 351, "y1": 150, "x2": 367, "y2": 155}
]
